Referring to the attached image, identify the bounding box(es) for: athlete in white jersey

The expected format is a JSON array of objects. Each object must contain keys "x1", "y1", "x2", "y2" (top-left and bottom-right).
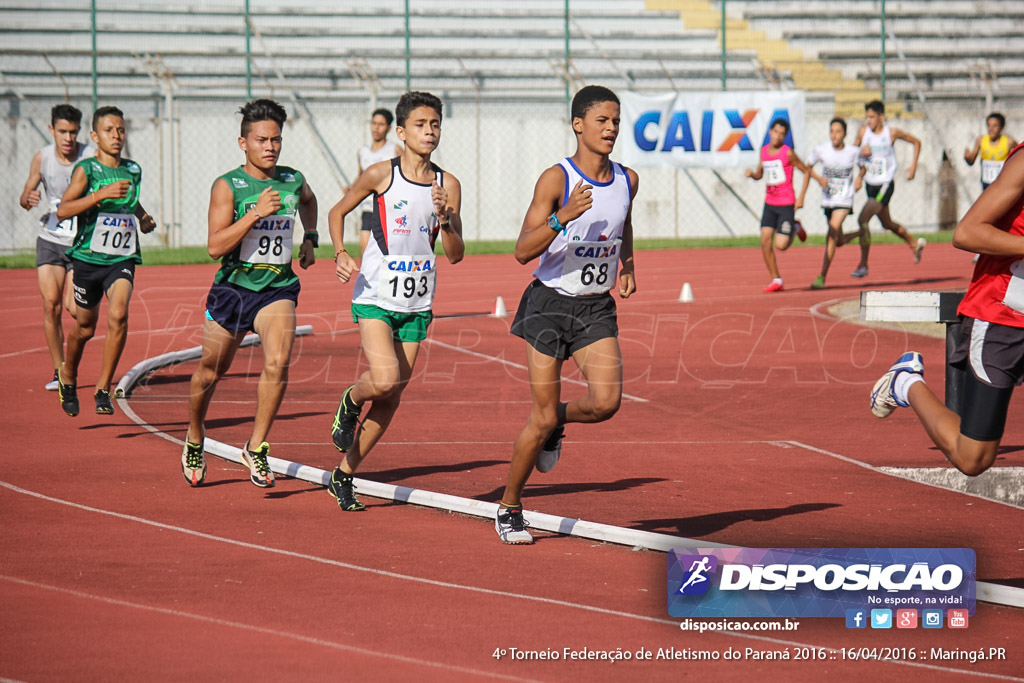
[
  {"x1": 852, "y1": 100, "x2": 925, "y2": 276},
  {"x1": 351, "y1": 108, "x2": 403, "y2": 255},
  {"x1": 798, "y1": 117, "x2": 863, "y2": 289},
  {"x1": 327, "y1": 91, "x2": 465, "y2": 513},
  {"x1": 18, "y1": 104, "x2": 94, "y2": 390},
  {"x1": 497, "y1": 85, "x2": 638, "y2": 544}
]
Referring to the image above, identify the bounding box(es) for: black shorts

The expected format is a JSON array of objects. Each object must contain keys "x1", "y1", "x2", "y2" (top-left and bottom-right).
[
  {"x1": 36, "y1": 237, "x2": 73, "y2": 269},
  {"x1": 360, "y1": 211, "x2": 375, "y2": 231},
  {"x1": 761, "y1": 204, "x2": 796, "y2": 236},
  {"x1": 205, "y1": 280, "x2": 301, "y2": 334},
  {"x1": 510, "y1": 280, "x2": 618, "y2": 360},
  {"x1": 948, "y1": 316, "x2": 1024, "y2": 441},
  {"x1": 865, "y1": 181, "x2": 895, "y2": 206},
  {"x1": 823, "y1": 206, "x2": 852, "y2": 222},
  {"x1": 71, "y1": 259, "x2": 135, "y2": 308}
]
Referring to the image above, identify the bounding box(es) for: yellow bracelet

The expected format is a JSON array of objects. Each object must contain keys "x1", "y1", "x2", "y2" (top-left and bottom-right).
[{"x1": 335, "y1": 248, "x2": 347, "y2": 257}]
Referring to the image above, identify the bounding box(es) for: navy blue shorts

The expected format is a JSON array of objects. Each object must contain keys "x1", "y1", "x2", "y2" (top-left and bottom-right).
[{"x1": 205, "y1": 280, "x2": 300, "y2": 334}]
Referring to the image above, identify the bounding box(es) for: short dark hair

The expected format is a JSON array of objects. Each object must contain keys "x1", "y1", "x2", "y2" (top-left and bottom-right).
[
  {"x1": 571, "y1": 85, "x2": 619, "y2": 121},
  {"x1": 770, "y1": 118, "x2": 790, "y2": 134},
  {"x1": 865, "y1": 100, "x2": 885, "y2": 115},
  {"x1": 987, "y1": 112, "x2": 1006, "y2": 129},
  {"x1": 92, "y1": 106, "x2": 124, "y2": 131},
  {"x1": 829, "y1": 117, "x2": 847, "y2": 134},
  {"x1": 395, "y1": 92, "x2": 443, "y2": 127},
  {"x1": 371, "y1": 108, "x2": 394, "y2": 126},
  {"x1": 238, "y1": 99, "x2": 287, "y2": 137},
  {"x1": 51, "y1": 104, "x2": 82, "y2": 127}
]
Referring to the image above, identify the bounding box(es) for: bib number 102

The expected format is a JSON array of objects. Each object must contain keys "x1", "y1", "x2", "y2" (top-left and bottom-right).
[
  {"x1": 258, "y1": 235, "x2": 284, "y2": 257},
  {"x1": 99, "y1": 229, "x2": 133, "y2": 250},
  {"x1": 388, "y1": 275, "x2": 430, "y2": 299},
  {"x1": 581, "y1": 262, "x2": 610, "y2": 286}
]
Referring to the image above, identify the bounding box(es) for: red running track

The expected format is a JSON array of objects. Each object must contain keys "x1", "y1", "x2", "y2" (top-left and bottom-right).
[{"x1": 1, "y1": 241, "x2": 1021, "y2": 681}]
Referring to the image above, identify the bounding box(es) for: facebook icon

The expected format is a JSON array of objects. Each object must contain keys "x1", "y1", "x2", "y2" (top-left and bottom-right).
[{"x1": 846, "y1": 609, "x2": 867, "y2": 629}]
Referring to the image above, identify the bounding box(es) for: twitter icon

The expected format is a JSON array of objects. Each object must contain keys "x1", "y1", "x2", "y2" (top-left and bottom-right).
[{"x1": 870, "y1": 609, "x2": 893, "y2": 629}]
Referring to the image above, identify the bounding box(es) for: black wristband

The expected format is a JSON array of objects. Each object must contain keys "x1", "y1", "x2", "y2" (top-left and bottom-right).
[{"x1": 303, "y1": 231, "x2": 319, "y2": 248}]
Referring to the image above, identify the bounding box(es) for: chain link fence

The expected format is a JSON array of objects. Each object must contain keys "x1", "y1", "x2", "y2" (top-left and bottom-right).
[{"x1": 2, "y1": 1, "x2": 1020, "y2": 252}]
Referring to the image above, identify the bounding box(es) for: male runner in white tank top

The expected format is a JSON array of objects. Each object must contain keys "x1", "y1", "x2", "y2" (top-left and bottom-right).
[
  {"x1": 350, "y1": 108, "x2": 402, "y2": 256},
  {"x1": 327, "y1": 91, "x2": 465, "y2": 513},
  {"x1": 852, "y1": 100, "x2": 925, "y2": 277},
  {"x1": 496, "y1": 85, "x2": 639, "y2": 544},
  {"x1": 18, "y1": 104, "x2": 94, "y2": 390}
]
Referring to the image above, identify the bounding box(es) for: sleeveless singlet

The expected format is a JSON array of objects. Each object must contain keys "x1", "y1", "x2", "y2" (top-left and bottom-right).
[
  {"x1": 533, "y1": 158, "x2": 632, "y2": 296},
  {"x1": 979, "y1": 134, "x2": 1012, "y2": 186},
  {"x1": 352, "y1": 158, "x2": 443, "y2": 313},
  {"x1": 37, "y1": 142, "x2": 95, "y2": 246},
  {"x1": 761, "y1": 144, "x2": 796, "y2": 206},
  {"x1": 862, "y1": 125, "x2": 898, "y2": 185}
]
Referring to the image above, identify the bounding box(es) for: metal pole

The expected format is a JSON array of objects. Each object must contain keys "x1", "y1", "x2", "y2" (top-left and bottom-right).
[
  {"x1": 245, "y1": 0, "x2": 252, "y2": 98},
  {"x1": 721, "y1": 0, "x2": 727, "y2": 90},
  {"x1": 405, "y1": 0, "x2": 411, "y2": 91},
  {"x1": 564, "y1": 0, "x2": 570, "y2": 104},
  {"x1": 880, "y1": 0, "x2": 886, "y2": 101},
  {"x1": 91, "y1": 0, "x2": 97, "y2": 107}
]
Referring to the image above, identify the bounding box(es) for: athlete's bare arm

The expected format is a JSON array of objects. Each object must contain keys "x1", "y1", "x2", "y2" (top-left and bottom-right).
[
  {"x1": 328, "y1": 161, "x2": 389, "y2": 250},
  {"x1": 514, "y1": 165, "x2": 591, "y2": 264},
  {"x1": 952, "y1": 150, "x2": 1024, "y2": 257},
  {"x1": 432, "y1": 173, "x2": 464, "y2": 264},
  {"x1": 964, "y1": 135, "x2": 982, "y2": 165},
  {"x1": 892, "y1": 128, "x2": 921, "y2": 180},
  {"x1": 744, "y1": 161, "x2": 764, "y2": 181},
  {"x1": 57, "y1": 166, "x2": 128, "y2": 221},
  {"x1": 206, "y1": 178, "x2": 280, "y2": 260},
  {"x1": 134, "y1": 202, "x2": 156, "y2": 233},
  {"x1": 854, "y1": 124, "x2": 867, "y2": 150},
  {"x1": 19, "y1": 151, "x2": 43, "y2": 210},
  {"x1": 618, "y1": 167, "x2": 639, "y2": 299}
]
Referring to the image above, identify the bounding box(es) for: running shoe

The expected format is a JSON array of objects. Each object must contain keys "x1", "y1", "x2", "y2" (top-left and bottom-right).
[
  {"x1": 870, "y1": 352, "x2": 924, "y2": 418},
  {"x1": 763, "y1": 280, "x2": 784, "y2": 293},
  {"x1": 45, "y1": 370, "x2": 59, "y2": 391},
  {"x1": 810, "y1": 275, "x2": 826, "y2": 290},
  {"x1": 181, "y1": 440, "x2": 207, "y2": 487},
  {"x1": 57, "y1": 365, "x2": 79, "y2": 417},
  {"x1": 94, "y1": 389, "x2": 114, "y2": 415},
  {"x1": 495, "y1": 506, "x2": 533, "y2": 544},
  {"x1": 850, "y1": 265, "x2": 869, "y2": 278},
  {"x1": 795, "y1": 220, "x2": 807, "y2": 242},
  {"x1": 536, "y1": 425, "x2": 564, "y2": 473},
  {"x1": 327, "y1": 468, "x2": 365, "y2": 511},
  {"x1": 331, "y1": 385, "x2": 361, "y2": 452},
  {"x1": 241, "y1": 441, "x2": 275, "y2": 488},
  {"x1": 914, "y1": 237, "x2": 926, "y2": 264}
]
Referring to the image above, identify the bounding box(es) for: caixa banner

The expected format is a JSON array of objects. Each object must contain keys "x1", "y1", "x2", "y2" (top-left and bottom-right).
[
  {"x1": 667, "y1": 548, "x2": 975, "y2": 618},
  {"x1": 621, "y1": 91, "x2": 806, "y2": 169}
]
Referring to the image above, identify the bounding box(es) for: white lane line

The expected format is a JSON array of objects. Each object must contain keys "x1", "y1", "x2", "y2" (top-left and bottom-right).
[
  {"x1": 1, "y1": 488, "x2": 1019, "y2": 681},
  {"x1": 0, "y1": 575, "x2": 535, "y2": 682},
  {"x1": 787, "y1": 441, "x2": 1024, "y2": 512},
  {"x1": 423, "y1": 338, "x2": 650, "y2": 403}
]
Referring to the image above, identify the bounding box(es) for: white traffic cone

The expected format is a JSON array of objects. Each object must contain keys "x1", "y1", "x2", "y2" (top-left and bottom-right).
[
  {"x1": 679, "y1": 282, "x2": 694, "y2": 303},
  {"x1": 492, "y1": 296, "x2": 509, "y2": 317}
]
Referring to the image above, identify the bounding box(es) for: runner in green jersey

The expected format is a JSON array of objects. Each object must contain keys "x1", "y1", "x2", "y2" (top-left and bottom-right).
[
  {"x1": 182, "y1": 99, "x2": 319, "y2": 489},
  {"x1": 55, "y1": 106, "x2": 155, "y2": 417}
]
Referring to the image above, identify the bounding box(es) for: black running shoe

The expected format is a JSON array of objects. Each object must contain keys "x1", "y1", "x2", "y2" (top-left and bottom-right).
[
  {"x1": 57, "y1": 367, "x2": 79, "y2": 417},
  {"x1": 327, "y1": 468, "x2": 365, "y2": 511},
  {"x1": 94, "y1": 389, "x2": 114, "y2": 415},
  {"x1": 331, "y1": 385, "x2": 361, "y2": 452}
]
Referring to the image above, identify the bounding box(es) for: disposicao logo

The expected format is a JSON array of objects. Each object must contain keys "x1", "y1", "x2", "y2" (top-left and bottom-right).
[{"x1": 667, "y1": 548, "x2": 975, "y2": 619}]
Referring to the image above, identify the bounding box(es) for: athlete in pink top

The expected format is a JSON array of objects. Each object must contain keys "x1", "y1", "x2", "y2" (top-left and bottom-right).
[{"x1": 745, "y1": 118, "x2": 809, "y2": 292}]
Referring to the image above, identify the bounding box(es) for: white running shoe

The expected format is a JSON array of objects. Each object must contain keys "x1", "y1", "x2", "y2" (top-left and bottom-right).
[
  {"x1": 914, "y1": 238, "x2": 926, "y2": 264},
  {"x1": 45, "y1": 370, "x2": 59, "y2": 391},
  {"x1": 495, "y1": 506, "x2": 533, "y2": 544},
  {"x1": 181, "y1": 440, "x2": 207, "y2": 487},
  {"x1": 536, "y1": 426, "x2": 564, "y2": 473},
  {"x1": 870, "y1": 352, "x2": 924, "y2": 418}
]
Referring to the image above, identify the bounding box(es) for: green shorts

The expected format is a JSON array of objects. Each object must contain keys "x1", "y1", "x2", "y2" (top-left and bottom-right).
[{"x1": 351, "y1": 303, "x2": 433, "y2": 343}]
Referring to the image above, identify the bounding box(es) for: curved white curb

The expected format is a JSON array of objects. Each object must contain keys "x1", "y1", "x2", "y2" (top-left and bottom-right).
[{"x1": 114, "y1": 327, "x2": 1024, "y2": 609}]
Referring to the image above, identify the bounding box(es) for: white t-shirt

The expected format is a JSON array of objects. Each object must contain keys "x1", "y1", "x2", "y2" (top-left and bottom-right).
[{"x1": 807, "y1": 142, "x2": 861, "y2": 208}]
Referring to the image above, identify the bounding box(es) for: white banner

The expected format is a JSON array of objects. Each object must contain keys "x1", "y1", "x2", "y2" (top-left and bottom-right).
[{"x1": 620, "y1": 91, "x2": 806, "y2": 169}]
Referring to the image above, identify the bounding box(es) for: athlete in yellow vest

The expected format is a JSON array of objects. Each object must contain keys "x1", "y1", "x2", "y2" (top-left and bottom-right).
[{"x1": 965, "y1": 112, "x2": 1016, "y2": 190}]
